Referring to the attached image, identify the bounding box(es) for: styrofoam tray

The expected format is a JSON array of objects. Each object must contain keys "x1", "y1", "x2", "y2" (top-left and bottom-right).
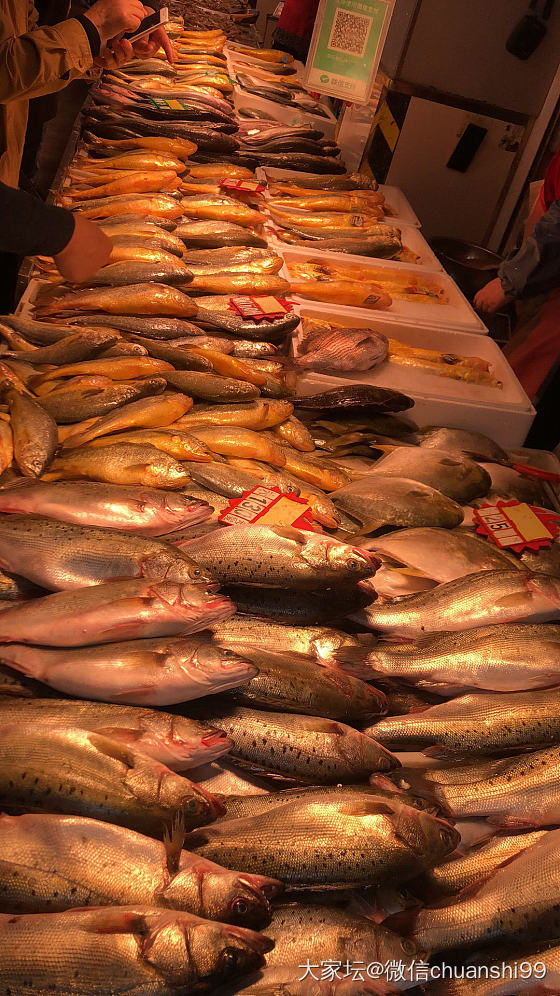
[
  {"x1": 233, "y1": 86, "x2": 338, "y2": 140},
  {"x1": 256, "y1": 167, "x2": 420, "y2": 229},
  {"x1": 264, "y1": 219, "x2": 443, "y2": 271},
  {"x1": 293, "y1": 306, "x2": 534, "y2": 447},
  {"x1": 280, "y1": 248, "x2": 488, "y2": 333}
]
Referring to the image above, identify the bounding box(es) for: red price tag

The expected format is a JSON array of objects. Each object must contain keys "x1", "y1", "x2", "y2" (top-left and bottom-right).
[
  {"x1": 228, "y1": 295, "x2": 293, "y2": 321},
  {"x1": 219, "y1": 178, "x2": 266, "y2": 193},
  {"x1": 473, "y1": 499, "x2": 560, "y2": 554},
  {"x1": 218, "y1": 486, "x2": 316, "y2": 530}
]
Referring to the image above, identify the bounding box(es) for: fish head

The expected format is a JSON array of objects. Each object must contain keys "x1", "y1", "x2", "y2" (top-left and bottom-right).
[
  {"x1": 188, "y1": 641, "x2": 259, "y2": 692},
  {"x1": 156, "y1": 583, "x2": 236, "y2": 626},
  {"x1": 394, "y1": 804, "x2": 460, "y2": 863},
  {"x1": 142, "y1": 911, "x2": 271, "y2": 989},
  {"x1": 142, "y1": 549, "x2": 217, "y2": 588},
  {"x1": 162, "y1": 493, "x2": 214, "y2": 528},
  {"x1": 308, "y1": 535, "x2": 379, "y2": 581},
  {"x1": 174, "y1": 867, "x2": 280, "y2": 928}
]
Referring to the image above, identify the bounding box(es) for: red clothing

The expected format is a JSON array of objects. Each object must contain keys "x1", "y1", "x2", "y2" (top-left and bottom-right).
[
  {"x1": 540, "y1": 150, "x2": 560, "y2": 210},
  {"x1": 508, "y1": 287, "x2": 560, "y2": 401},
  {"x1": 277, "y1": 0, "x2": 319, "y2": 43}
]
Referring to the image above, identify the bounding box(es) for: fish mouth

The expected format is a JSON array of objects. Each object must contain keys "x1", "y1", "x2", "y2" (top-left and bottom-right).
[
  {"x1": 225, "y1": 925, "x2": 274, "y2": 957},
  {"x1": 202, "y1": 730, "x2": 232, "y2": 750},
  {"x1": 239, "y1": 875, "x2": 283, "y2": 900}
]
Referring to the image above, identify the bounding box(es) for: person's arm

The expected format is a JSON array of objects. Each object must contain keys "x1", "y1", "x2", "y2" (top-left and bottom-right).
[
  {"x1": 475, "y1": 199, "x2": 560, "y2": 313},
  {"x1": 0, "y1": 181, "x2": 111, "y2": 281},
  {"x1": 0, "y1": 0, "x2": 146, "y2": 104}
]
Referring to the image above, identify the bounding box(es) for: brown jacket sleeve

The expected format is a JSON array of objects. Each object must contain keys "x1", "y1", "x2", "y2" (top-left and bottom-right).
[{"x1": 0, "y1": 8, "x2": 94, "y2": 103}]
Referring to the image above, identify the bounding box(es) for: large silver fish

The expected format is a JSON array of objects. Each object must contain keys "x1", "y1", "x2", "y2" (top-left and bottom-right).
[
  {"x1": 332, "y1": 476, "x2": 463, "y2": 533},
  {"x1": 0, "y1": 636, "x2": 255, "y2": 707},
  {"x1": 0, "y1": 514, "x2": 213, "y2": 589},
  {"x1": 401, "y1": 746, "x2": 560, "y2": 827},
  {"x1": 174, "y1": 524, "x2": 378, "y2": 588},
  {"x1": 353, "y1": 571, "x2": 560, "y2": 637},
  {"x1": 0, "y1": 698, "x2": 232, "y2": 769},
  {"x1": 185, "y1": 704, "x2": 398, "y2": 782},
  {"x1": 0, "y1": 579, "x2": 235, "y2": 646},
  {"x1": 0, "y1": 724, "x2": 224, "y2": 835},
  {"x1": 364, "y1": 526, "x2": 522, "y2": 582},
  {"x1": 368, "y1": 447, "x2": 491, "y2": 503},
  {"x1": 188, "y1": 794, "x2": 459, "y2": 889},
  {"x1": 0, "y1": 479, "x2": 212, "y2": 535},
  {"x1": 339, "y1": 623, "x2": 560, "y2": 692},
  {"x1": 0, "y1": 813, "x2": 281, "y2": 925},
  {"x1": 368, "y1": 686, "x2": 560, "y2": 755},
  {"x1": 389, "y1": 829, "x2": 560, "y2": 955},
  {"x1": 0, "y1": 905, "x2": 272, "y2": 994}
]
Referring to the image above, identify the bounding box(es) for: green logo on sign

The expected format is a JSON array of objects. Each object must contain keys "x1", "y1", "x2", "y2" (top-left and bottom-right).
[{"x1": 320, "y1": 74, "x2": 329, "y2": 82}]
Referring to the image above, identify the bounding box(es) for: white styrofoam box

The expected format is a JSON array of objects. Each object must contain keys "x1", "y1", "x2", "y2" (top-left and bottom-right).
[
  {"x1": 232, "y1": 86, "x2": 339, "y2": 141},
  {"x1": 264, "y1": 219, "x2": 443, "y2": 272},
  {"x1": 293, "y1": 305, "x2": 534, "y2": 448},
  {"x1": 280, "y1": 248, "x2": 488, "y2": 334},
  {"x1": 256, "y1": 167, "x2": 421, "y2": 229}
]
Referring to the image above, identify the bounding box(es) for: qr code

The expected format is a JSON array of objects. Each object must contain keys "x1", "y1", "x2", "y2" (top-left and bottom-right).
[{"x1": 327, "y1": 8, "x2": 371, "y2": 57}]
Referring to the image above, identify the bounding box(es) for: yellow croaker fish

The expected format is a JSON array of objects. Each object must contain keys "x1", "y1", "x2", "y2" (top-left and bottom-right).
[
  {"x1": 268, "y1": 195, "x2": 383, "y2": 215},
  {"x1": 107, "y1": 245, "x2": 184, "y2": 266},
  {"x1": 77, "y1": 195, "x2": 185, "y2": 220},
  {"x1": 35, "y1": 284, "x2": 198, "y2": 318},
  {"x1": 74, "y1": 152, "x2": 186, "y2": 172},
  {"x1": 187, "y1": 272, "x2": 290, "y2": 296},
  {"x1": 83, "y1": 136, "x2": 198, "y2": 160},
  {"x1": 180, "y1": 196, "x2": 265, "y2": 228},
  {"x1": 61, "y1": 393, "x2": 193, "y2": 449},
  {"x1": 387, "y1": 340, "x2": 502, "y2": 387},
  {"x1": 188, "y1": 426, "x2": 287, "y2": 467},
  {"x1": 43, "y1": 443, "x2": 192, "y2": 488},
  {"x1": 262, "y1": 440, "x2": 351, "y2": 492},
  {"x1": 66, "y1": 171, "x2": 180, "y2": 200},
  {"x1": 273, "y1": 416, "x2": 315, "y2": 452},
  {"x1": 270, "y1": 182, "x2": 384, "y2": 200},
  {"x1": 0, "y1": 415, "x2": 13, "y2": 474},
  {"x1": 267, "y1": 205, "x2": 384, "y2": 230},
  {"x1": 187, "y1": 165, "x2": 255, "y2": 180},
  {"x1": 177, "y1": 399, "x2": 293, "y2": 431},
  {"x1": 87, "y1": 428, "x2": 212, "y2": 461},
  {"x1": 291, "y1": 260, "x2": 448, "y2": 304},
  {"x1": 33, "y1": 357, "x2": 174, "y2": 386},
  {"x1": 188, "y1": 347, "x2": 267, "y2": 387},
  {"x1": 289, "y1": 278, "x2": 392, "y2": 310}
]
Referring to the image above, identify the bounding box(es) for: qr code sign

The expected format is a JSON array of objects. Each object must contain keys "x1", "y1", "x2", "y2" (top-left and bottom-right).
[{"x1": 327, "y1": 8, "x2": 371, "y2": 57}]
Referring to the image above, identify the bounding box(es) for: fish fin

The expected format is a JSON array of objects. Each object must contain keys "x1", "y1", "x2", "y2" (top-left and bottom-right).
[
  {"x1": 340, "y1": 799, "x2": 395, "y2": 817},
  {"x1": 422, "y1": 744, "x2": 469, "y2": 761},
  {"x1": 368, "y1": 773, "x2": 402, "y2": 793},
  {"x1": 348, "y1": 517, "x2": 384, "y2": 538},
  {"x1": 163, "y1": 812, "x2": 186, "y2": 876},
  {"x1": 238, "y1": 874, "x2": 283, "y2": 900},
  {"x1": 488, "y1": 815, "x2": 541, "y2": 831},
  {"x1": 87, "y1": 731, "x2": 135, "y2": 767},
  {"x1": 347, "y1": 892, "x2": 393, "y2": 924},
  {"x1": 336, "y1": 646, "x2": 372, "y2": 665},
  {"x1": 271, "y1": 524, "x2": 304, "y2": 543},
  {"x1": 83, "y1": 908, "x2": 147, "y2": 935},
  {"x1": 408, "y1": 704, "x2": 435, "y2": 715},
  {"x1": 106, "y1": 686, "x2": 159, "y2": 699},
  {"x1": 93, "y1": 726, "x2": 144, "y2": 744}
]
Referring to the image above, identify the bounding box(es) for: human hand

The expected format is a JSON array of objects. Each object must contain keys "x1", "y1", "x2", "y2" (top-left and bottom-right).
[
  {"x1": 84, "y1": 0, "x2": 146, "y2": 44},
  {"x1": 94, "y1": 37, "x2": 135, "y2": 69},
  {"x1": 132, "y1": 6, "x2": 175, "y2": 62},
  {"x1": 53, "y1": 214, "x2": 112, "y2": 283},
  {"x1": 474, "y1": 277, "x2": 509, "y2": 314},
  {"x1": 132, "y1": 25, "x2": 175, "y2": 62}
]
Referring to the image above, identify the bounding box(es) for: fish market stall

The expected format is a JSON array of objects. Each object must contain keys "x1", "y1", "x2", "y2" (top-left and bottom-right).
[{"x1": 2, "y1": 11, "x2": 560, "y2": 996}]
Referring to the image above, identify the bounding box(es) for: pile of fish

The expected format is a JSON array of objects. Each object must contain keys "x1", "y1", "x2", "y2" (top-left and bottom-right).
[{"x1": 2, "y1": 16, "x2": 560, "y2": 996}]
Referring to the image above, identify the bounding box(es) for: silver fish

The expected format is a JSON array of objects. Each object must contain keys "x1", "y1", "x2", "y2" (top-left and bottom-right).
[
  {"x1": 369, "y1": 447, "x2": 491, "y2": 503},
  {"x1": 363, "y1": 527, "x2": 523, "y2": 582},
  {"x1": 332, "y1": 476, "x2": 464, "y2": 533},
  {"x1": 0, "y1": 514, "x2": 213, "y2": 589},
  {"x1": 0, "y1": 636, "x2": 255, "y2": 707},
  {"x1": 353, "y1": 571, "x2": 560, "y2": 637}
]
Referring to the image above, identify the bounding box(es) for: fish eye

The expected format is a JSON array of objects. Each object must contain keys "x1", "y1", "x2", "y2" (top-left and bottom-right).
[
  {"x1": 222, "y1": 946, "x2": 241, "y2": 968},
  {"x1": 222, "y1": 649, "x2": 234, "y2": 657},
  {"x1": 186, "y1": 799, "x2": 199, "y2": 813},
  {"x1": 401, "y1": 939, "x2": 416, "y2": 956},
  {"x1": 232, "y1": 899, "x2": 249, "y2": 916},
  {"x1": 192, "y1": 568, "x2": 202, "y2": 578},
  {"x1": 347, "y1": 558, "x2": 361, "y2": 571}
]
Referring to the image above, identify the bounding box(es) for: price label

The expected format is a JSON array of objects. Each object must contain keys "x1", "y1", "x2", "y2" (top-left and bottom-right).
[
  {"x1": 219, "y1": 178, "x2": 266, "y2": 193},
  {"x1": 229, "y1": 295, "x2": 293, "y2": 321},
  {"x1": 473, "y1": 499, "x2": 560, "y2": 553},
  {"x1": 219, "y1": 486, "x2": 316, "y2": 529}
]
